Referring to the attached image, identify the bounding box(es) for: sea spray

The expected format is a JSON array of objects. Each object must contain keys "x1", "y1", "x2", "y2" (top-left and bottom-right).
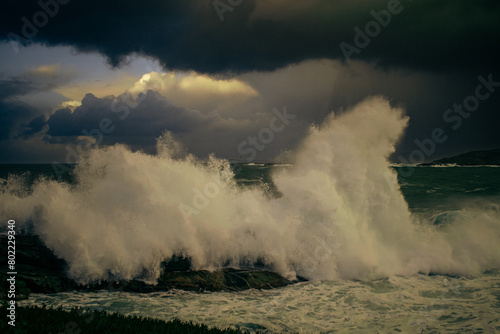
[
  {"x1": 1, "y1": 96, "x2": 500, "y2": 283},
  {"x1": 269, "y1": 96, "x2": 417, "y2": 279}
]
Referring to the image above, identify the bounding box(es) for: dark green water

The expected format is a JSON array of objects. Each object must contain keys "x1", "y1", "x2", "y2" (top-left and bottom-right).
[
  {"x1": 4, "y1": 163, "x2": 500, "y2": 333},
  {"x1": 395, "y1": 166, "x2": 500, "y2": 213}
]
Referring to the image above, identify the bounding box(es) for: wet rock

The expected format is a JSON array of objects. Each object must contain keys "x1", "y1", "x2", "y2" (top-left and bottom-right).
[{"x1": 0, "y1": 235, "x2": 297, "y2": 298}]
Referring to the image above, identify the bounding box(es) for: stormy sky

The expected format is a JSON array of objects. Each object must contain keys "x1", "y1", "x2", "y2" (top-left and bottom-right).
[{"x1": 0, "y1": 0, "x2": 499, "y2": 163}]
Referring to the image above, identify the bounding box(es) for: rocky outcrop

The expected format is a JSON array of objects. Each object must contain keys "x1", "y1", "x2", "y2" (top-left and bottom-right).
[{"x1": 0, "y1": 235, "x2": 296, "y2": 299}]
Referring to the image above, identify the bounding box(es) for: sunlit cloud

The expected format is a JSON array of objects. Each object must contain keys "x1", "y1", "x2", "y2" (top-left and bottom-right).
[
  {"x1": 60, "y1": 100, "x2": 82, "y2": 110},
  {"x1": 128, "y1": 71, "x2": 258, "y2": 110},
  {"x1": 23, "y1": 63, "x2": 77, "y2": 90},
  {"x1": 28, "y1": 64, "x2": 64, "y2": 76},
  {"x1": 54, "y1": 72, "x2": 140, "y2": 101}
]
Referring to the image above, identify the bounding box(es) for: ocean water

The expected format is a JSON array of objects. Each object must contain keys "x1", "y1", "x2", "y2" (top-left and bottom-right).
[
  {"x1": 2, "y1": 98, "x2": 500, "y2": 332},
  {"x1": 3, "y1": 163, "x2": 500, "y2": 332},
  {"x1": 17, "y1": 271, "x2": 500, "y2": 333}
]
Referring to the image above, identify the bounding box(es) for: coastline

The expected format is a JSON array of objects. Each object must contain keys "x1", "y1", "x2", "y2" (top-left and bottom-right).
[{"x1": 0, "y1": 234, "x2": 296, "y2": 297}]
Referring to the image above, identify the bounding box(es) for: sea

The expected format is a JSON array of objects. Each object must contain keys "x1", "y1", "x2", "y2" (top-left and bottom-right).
[
  {"x1": 1, "y1": 161, "x2": 499, "y2": 333},
  {"x1": 1, "y1": 106, "x2": 500, "y2": 334}
]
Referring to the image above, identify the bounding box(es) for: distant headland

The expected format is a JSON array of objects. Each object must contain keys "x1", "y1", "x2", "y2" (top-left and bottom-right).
[{"x1": 422, "y1": 148, "x2": 500, "y2": 166}]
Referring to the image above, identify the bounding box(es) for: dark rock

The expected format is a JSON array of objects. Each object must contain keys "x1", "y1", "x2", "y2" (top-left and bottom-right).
[
  {"x1": 0, "y1": 234, "x2": 76, "y2": 294},
  {"x1": 0, "y1": 235, "x2": 297, "y2": 298},
  {"x1": 161, "y1": 255, "x2": 192, "y2": 271}
]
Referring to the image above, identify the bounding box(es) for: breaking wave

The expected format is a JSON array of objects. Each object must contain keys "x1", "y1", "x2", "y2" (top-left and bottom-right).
[{"x1": 1, "y1": 97, "x2": 499, "y2": 283}]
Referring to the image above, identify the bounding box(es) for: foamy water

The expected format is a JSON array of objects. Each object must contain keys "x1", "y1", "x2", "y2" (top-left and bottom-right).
[
  {"x1": 19, "y1": 271, "x2": 500, "y2": 333},
  {"x1": 1, "y1": 97, "x2": 500, "y2": 284},
  {"x1": 3, "y1": 96, "x2": 500, "y2": 333}
]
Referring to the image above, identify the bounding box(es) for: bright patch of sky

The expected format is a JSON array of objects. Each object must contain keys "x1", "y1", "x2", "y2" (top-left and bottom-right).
[{"x1": 0, "y1": 42, "x2": 163, "y2": 106}]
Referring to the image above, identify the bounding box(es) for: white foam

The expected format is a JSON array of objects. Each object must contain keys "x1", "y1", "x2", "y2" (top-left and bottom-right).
[
  {"x1": 18, "y1": 272, "x2": 500, "y2": 333},
  {"x1": 1, "y1": 96, "x2": 500, "y2": 283}
]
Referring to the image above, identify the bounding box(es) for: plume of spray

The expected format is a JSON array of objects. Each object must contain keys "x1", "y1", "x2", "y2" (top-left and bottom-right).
[{"x1": 1, "y1": 96, "x2": 499, "y2": 283}]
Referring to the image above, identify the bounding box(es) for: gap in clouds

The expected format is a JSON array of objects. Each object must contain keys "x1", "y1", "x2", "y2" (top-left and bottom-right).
[{"x1": 1, "y1": 50, "x2": 499, "y2": 163}]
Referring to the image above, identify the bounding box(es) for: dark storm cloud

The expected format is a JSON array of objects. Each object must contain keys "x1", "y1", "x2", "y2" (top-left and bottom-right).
[
  {"x1": 0, "y1": 77, "x2": 50, "y2": 141},
  {"x1": 1, "y1": 0, "x2": 499, "y2": 74},
  {"x1": 1, "y1": 58, "x2": 499, "y2": 163},
  {"x1": 42, "y1": 90, "x2": 203, "y2": 148},
  {"x1": 0, "y1": 99, "x2": 41, "y2": 140},
  {"x1": 0, "y1": 72, "x2": 204, "y2": 160},
  {"x1": 0, "y1": 78, "x2": 34, "y2": 100},
  {"x1": 18, "y1": 59, "x2": 499, "y2": 163},
  {"x1": 18, "y1": 114, "x2": 46, "y2": 139},
  {"x1": 0, "y1": 64, "x2": 75, "y2": 99},
  {"x1": 0, "y1": 64, "x2": 76, "y2": 143}
]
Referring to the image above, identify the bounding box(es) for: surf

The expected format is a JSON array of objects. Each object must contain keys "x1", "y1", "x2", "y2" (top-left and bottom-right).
[{"x1": 1, "y1": 96, "x2": 499, "y2": 284}]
